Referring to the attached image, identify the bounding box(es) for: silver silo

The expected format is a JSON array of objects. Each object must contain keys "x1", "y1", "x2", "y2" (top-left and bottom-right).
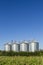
[
  {"x1": 20, "y1": 40, "x2": 29, "y2": 52},
  {"x1": 12, "y1": 41, "x2": 20, "y2": 52},
  {"x1": 29, "y1": 40, "x2": 39, "y2": 52},
  {"x1": 4, "y1": 43, "x2": 11, "y2": 51}
]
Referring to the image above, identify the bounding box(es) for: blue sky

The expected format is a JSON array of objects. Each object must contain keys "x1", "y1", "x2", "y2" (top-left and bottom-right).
[{"x1": 0, "y1": 0, "x2": 43, "y2": 50}]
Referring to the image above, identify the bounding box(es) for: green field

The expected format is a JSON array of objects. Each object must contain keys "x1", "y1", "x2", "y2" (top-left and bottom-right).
[{"x1": 0, "y1": 56, "x2": 43, "y2": 65}]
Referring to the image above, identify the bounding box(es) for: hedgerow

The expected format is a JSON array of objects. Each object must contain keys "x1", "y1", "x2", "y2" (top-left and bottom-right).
[{"x1": 0, "y1": 50, "x2": 43, "y2": 56}]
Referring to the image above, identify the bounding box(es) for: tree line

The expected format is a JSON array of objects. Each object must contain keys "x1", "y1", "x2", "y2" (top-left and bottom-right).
[{"x1": 0, "y1": 50, "x2": 43, "y2": 56}]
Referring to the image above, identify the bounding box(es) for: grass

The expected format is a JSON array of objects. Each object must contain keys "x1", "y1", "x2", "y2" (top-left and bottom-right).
[{"x1": 0, "y1": 56, "x2": 43, "y2": 65}]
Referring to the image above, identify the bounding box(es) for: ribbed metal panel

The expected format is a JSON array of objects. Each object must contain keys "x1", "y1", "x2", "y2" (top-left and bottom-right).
[
  {"x1": 4, "y1": 43, "x2": 11, "y2": 51},
  {"x1": 12, "y1": 41, "x2": 20, "y2": 52},
  {"x1": 29, "y1": 41, "x2": 39, "y2": 52},
  {"x1": 20, "y1": 41, "x2": 29, "y2": 52}
]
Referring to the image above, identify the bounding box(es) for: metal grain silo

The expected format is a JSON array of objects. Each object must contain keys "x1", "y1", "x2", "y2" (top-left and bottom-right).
[
  {"x1": 12, "y1": 41, "x2": 20, "y2": 52},
  {"x1": 29, "y1": 40, "x2": 39, "y2": 52},
  {"x1": 20, "y1": 40, "x2": 29, "y2": 52},
  {"x1": 4, "y1": 43, "x2": 11, "y2": 51}
]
